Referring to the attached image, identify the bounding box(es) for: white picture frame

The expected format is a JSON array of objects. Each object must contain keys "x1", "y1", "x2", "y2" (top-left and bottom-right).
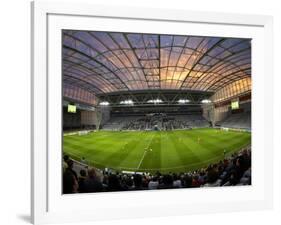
[{"x1": 31, "y1": 1, "x2": 273, "y2": 224}]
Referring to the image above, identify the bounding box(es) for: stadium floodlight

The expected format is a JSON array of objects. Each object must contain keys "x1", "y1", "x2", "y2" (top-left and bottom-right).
[
  {"x1": 147, "y1": 99, "x2": 163, "y2": 104},
  {"x1": 120, "y1": 99, "x2": 134, "y2": 105},
  {"x1": 178, "y1": 99, "x2": 190, "y2": 104},
  {"x1": 99, "y1": 101, "x2": 110, "y2": 106},
  {"x1": 201, "y1": 99, "x2": 212, "y2": 104}
]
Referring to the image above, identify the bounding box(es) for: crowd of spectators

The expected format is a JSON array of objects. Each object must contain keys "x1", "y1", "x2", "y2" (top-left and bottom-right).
[
  {"x1": 121, "y1": 114, "x2": 209, "y2": 131},
  {"x1": 63, "y1": 148, "x2": 251, "y2": 194}
]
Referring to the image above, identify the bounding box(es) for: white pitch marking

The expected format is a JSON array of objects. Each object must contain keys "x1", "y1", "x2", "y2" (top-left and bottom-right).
[
  {"x1": 137, "y1": 133, "x2": 155, "y2": 169},
  {"x1": 137, "y1": 150, "x2": 147, "y2": 169}
]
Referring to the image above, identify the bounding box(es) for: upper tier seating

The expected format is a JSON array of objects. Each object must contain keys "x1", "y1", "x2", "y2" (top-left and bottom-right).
[
  {"x1": 219, "y1": 112, "x2": 251, "y2": 130},
  {"x1": 102, "y1": 114, "x2": 209, "y2": 130},
  {"x1": 102, "y1": 116, "x2": 141, "y2": 130}
]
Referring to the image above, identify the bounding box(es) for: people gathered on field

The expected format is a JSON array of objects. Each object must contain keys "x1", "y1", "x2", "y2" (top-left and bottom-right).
[{"x1": 63, "y1": 148, "x2": 251, "y2": 194}]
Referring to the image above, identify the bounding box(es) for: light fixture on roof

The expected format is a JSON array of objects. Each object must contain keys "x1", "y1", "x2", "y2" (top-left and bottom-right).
[
  {"x1": 201, "y1": 99, "x2": 212, "y2": 104},
  {"x1": 120, "y1": 99, "x2": 134, "y2": 105},
  {"x1": 178, "y1": 99, "x2": 190, "y2": 104},
  {"x1": 99, "y1": 101, "x2": 110, "y2": 106},
  {"x1": 147, "y1": 99, "x2": 163, "y2": 104}
]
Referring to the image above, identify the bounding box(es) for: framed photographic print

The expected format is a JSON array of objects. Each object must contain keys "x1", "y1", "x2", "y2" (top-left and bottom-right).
[{"x1": 31, "y1": 1, "x2": 273, "y2": 224}]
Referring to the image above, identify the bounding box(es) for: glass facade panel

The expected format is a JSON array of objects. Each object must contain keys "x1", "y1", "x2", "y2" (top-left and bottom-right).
[{"x1": 211, "y1": 77, "x2": 251, "y2": 102}]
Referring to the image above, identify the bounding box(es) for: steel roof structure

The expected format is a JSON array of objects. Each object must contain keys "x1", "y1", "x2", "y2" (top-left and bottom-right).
[{"x1": 62, "y1": 30, "x2": 251, "y2": 105}]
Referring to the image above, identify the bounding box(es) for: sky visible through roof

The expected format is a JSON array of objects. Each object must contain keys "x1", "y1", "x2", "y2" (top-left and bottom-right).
[{"x1": 62, "y1": 30, "x2": 251, "y2": 104}]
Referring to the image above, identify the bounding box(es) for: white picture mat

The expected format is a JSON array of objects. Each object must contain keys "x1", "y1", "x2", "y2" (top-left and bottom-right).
[
  {"x1": 49, "y1": 13, "x2": 264, "y2": 211},
  {"x1": 32, "y1": 1, "x2": 273, "y2": 224}
]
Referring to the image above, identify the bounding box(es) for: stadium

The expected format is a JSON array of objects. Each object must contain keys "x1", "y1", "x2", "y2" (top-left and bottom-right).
[{"x1": 62, "y1": 30, "x2": 251, "y2": 193}]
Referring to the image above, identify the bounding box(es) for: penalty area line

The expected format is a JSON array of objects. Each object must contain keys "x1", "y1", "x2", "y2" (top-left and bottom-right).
[
  {"x1": 137, "y1": 150, "x2": 147, "y2": 170},
  {"x1": 137, "y1": 133, "x2": 155, "y2": 170}
]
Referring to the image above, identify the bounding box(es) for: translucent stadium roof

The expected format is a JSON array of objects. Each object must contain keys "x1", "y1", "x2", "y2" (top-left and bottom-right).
[{"x1": 63, "y1": 30, "x2": 251, "y2": 98}]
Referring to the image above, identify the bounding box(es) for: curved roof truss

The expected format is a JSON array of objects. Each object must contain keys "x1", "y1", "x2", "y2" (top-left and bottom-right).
[{"x1": 63, "y1": 30, "x2": 251, "y2": 98}]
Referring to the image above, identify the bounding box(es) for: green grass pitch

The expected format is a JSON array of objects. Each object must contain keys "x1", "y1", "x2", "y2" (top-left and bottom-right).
[{"x1": 63, "y1": 128, "x2": 251, "y2": 173}]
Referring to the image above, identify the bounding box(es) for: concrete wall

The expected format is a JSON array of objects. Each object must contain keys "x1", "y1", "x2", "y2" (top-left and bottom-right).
[
  {"x1": 201, "y1": 103, "x2": 229, "y2": 126},
  {"x1": 81, "y1": 110, "x2": 96, "y2": 125},
  {"x1": 80, "y1": 107, "x2": 111, "y2": 127},
  {"x1": 213, "y1": 105, "x2": 230, "y2": 124}
]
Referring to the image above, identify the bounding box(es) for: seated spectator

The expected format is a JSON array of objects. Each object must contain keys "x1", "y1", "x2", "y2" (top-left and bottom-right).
[
  {"x1": 63, "y1": 160, "x2": 78, "y2": 194},
  {"x1": 63, "y1": 155, "x2": 69, "y2": 172},
  {"x1": 107, "y1": 174, "x2": 123, "y2": 191},
  {"x1": 198, "y1": 171, "x2": 206, "y2": 185},
  {"x1": 183, "y1": 174, "x2": 193, "y2": 188},
  {"x1": 102, "y1": 174, "x2": 109, "y2": 189},
  {"x1": 133, "y1": 174, "x2": 143, "y2": 190},
  {"x1": 173, "y1": 174, "x2": 182, "y2": 188},
  {"x1": 204, "y1": 169, "x2": 221, "y2": 187},
  {"x1": 239, "y1": 168, "x2": 251, "y2": 185},
  {"x1": 124, "y1": 175, "x2": 134, "y2": 190},
  {"x1": 142, "y1": 174, "x2": 150, "y2": 188},
  {"x1": 223, "y1": 170, "x2": 239, "y2": 186},
  {"x1": 158, "y1": 174, "x2": 173, "y2": 189},
  {"x1": 78, "y1": 169, "x2": 87, "y2": 193},
  {"x1": 148, "y1": 176, "x2": 159, "y2": 190},
  {"x1": 84, "y1": 168, "x2": 103, "y2": 193},
  {"x1": 191, "y1": 175, "x2": 200, "y2": 188},
  {"x1": 232, "y1": 157, "x2": 245, "y2": 181}
]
